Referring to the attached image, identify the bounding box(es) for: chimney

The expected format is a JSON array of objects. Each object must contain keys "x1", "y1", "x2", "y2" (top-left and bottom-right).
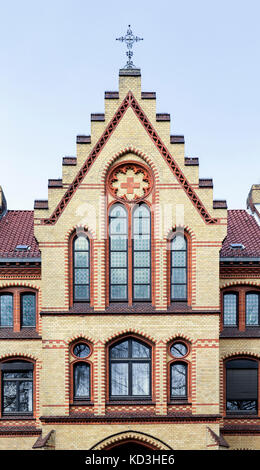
[
  {"x1": 0, "y1": 186, "x2": 7, "y2": 219},
  {"x1": 247, "y1": 184, "x2": 260, "y2": 222}
]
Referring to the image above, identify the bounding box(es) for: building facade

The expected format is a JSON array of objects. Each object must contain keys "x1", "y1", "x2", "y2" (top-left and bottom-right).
[{"x1": 0, "y1": 68, "x2": 260, "y2": 450}]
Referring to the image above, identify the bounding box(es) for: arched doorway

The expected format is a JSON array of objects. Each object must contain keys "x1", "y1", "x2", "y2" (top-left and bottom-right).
[
  {"x1": 90, "y1": 431, "x2": 172, "y2": 451},
  {"x1": 105, "y1": 439, "x2": 158, "y2": 452}
]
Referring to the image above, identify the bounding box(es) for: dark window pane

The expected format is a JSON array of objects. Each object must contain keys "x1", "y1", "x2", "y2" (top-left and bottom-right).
[
  {"x1": 0, "y1": 295, "x2": 13, "y2": 326},
  {"x1": 132, "y1": 363, "x2": 150, "y2": 396},
  {"x1": 171, "y1": 363, "x2": 187, "y2": 397},
  {"x1": 110, "y1": 218, "x2": 127, "y2": 234},
  {"x1": 172, "y1": 268, "x2": 186, "y2": 284},
  {"x1": 74, "y1": 363, "x2": 90, "y2": 398},
  {"x1": 223, "y1": 294, "x2": 237, "y2": 326},
  {"x1": 110, "y1": 235, "x2": 127, "y2": 251},
  {"x1": 170, "y1": 343, "x2": 188, "y2": 358},
  {"x1": 172, "y1": 235, "x2": 186, "y2": 251},
  {"x1": 21, "y1": 294, "x2": 36, "y2": 327},
  {"x1": 73, "y1": 343, "x2": 90, "y2": 358},
  {"x1": 74, "y1": 236, "x2": 89, "y2": 250},
  {"x1": 2, "y1": 365, "x2": 33, "y2": 414},
  {"x1": 246, "y1": 294, "x2": 259, "y2": 326},
  {"x1": 111, "y1": 269, "x2": 127, "y2": 284},
  {"x1": 132, "y1": 341, "x2": 150, "y2": 358},
  {"x1": 134, "y1": 268, "x2": 150, "y2": 284},
  {"x1": 110, "y1": 205, "x2": 127, "y2": 218},
  {"x1": 172, "y1": 251, "x2": 186, "y2": 267},
  {"x1": 18, "y1": 381, "x2": 33, "y2": 412},
  {"x1": 110, "y1": 285, "x2": 127, "y2": 300},
  {"x1": 133, "y1": 285, "x2": 150, "y2": 300},
  {"x1": 172, "y1": 284, "x2": 186, "y2": 300},
  {"x1": 74, "y1": 269, "x2": 89, "y2": 284},
  {"x1": 134, "y1": 252, "x2": 150, "y2": 267},
  {"x1": 227, "y1": 400, "x2": 257, "y2": 412},
  {"x1": 111, "y1": 363, "x2": 128, "y2": 396},
  {"x1": 74, "y1": 285, "x2": 89, "y2": 300},
  {"x1": 111, "y1": 341, "x2": 129, "y2": 358},
  {"x1": 74, "y1": 252, "x2": 89, "y2": 268},
  {"x1": 111, "y1": 252, "x2": 127, "y2": 267},
  {"x1": 227, "y1": 368, "x2": 257, "y2": 400}
]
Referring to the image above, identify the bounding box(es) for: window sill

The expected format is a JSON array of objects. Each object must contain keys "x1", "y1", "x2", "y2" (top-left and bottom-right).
[
  {"x1": 107, "y1": 400, "x2": 155, "y2": 405},
  {"x1": 0, "y1": 415, "x2": 35, "y2": 420},
  {"x1": 72, "y1": 401, "x2": 94, "y2": 406},
  {"x1": 168, "y1": 401, "x2": 191, "y2": 405},
  {"x1": 225, "y1": 413, "x2": 258, "y2": 418}
]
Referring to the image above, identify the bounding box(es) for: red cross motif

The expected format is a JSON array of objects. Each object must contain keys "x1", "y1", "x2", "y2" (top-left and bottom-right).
[{"x1": 120, "y1": 177, "x2": 140, "y2": 194}]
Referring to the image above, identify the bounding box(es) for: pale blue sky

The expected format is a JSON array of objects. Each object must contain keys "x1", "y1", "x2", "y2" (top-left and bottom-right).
[{"x1": 0, "y1": 0, "x2": 259, "y2": 210}]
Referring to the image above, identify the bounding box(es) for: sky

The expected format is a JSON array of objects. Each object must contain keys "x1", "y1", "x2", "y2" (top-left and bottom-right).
[{"x1": 0, "y1": 0, "x2": 259, "y2": 210}]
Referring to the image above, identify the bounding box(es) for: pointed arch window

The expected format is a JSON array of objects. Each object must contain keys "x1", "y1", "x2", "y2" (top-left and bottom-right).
[
  {"x1": 109, "y1": 338, "x2": 151, "y2": 399},
  {"x1": 171, "y1": 234, "x2": 187, "y2": 301},
  {"x1": 73, "y1": 235, "x2": 90, "y2": 301},
  {"x1": 132, "y1": 204, "x2": 151, "y2": 301},
  {"x1": 109, "y1": 204, "x2": 128, "y2": 301}
]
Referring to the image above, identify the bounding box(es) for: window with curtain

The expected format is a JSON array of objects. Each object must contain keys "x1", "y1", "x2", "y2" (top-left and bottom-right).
[
  {"x1": 21, "y1": 293, "x2": 36, "y2": 327},
  {"x1": 132, "y1": 204, "x2": 151, "y2": 301},
  {"x1": 109, "y1": 338, "x2": 151, "y2": 399},
  {"x1": 1, "y1": 361, "x2": 33, "y2": 415},
  {"x1": 73, "y1": 235, "x2": 90, "y2": 301},
  {"x1": 171, "y1": 234, "x2": 187, "y2": 301},
  {"x1": 109, "y1": 204, "x2": 128, "y2": 301},
  {"x1": 226, "y1": 359, "x2": 258, "y2": 414},
  {"x1": 223, "y1": 293, "x2": 238, "y2": 326},
  {"x1": 246, "y1": 293, "x2": 259, "y2": 326},
  {"x1": 0, "y1": 294, "x2": 13, "y2": 327}
]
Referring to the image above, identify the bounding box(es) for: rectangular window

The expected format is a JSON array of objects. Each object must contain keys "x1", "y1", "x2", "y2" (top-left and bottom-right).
[
  {"x1": 0, "y1": 295, "x2": 13, "y2": 327},
  {"x1": 223, "y1": 293, "x2": 237, "y2": 326}
]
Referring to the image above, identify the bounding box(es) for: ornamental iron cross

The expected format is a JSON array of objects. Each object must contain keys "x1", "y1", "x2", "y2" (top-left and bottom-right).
[{"x1": 116, "y1": 25, "x2": 143, "y2": 69}]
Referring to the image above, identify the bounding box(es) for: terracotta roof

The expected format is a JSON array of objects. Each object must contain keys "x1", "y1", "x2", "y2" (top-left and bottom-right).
[
  {"x1": 220, "y1": 210, "x2": 260, "y2": 258},
  {"x1": 0, "y1": 211, "x2": 40, "y2": 259}
]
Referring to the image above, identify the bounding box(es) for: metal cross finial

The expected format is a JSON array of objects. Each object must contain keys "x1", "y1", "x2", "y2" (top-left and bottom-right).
[{"x1": 116, "y1": 25, "x2": 143, "y2": 69}]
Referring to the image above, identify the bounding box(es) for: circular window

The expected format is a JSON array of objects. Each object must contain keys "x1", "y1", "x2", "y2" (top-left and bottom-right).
[
  {"x1": 73, "y1": 343, "x2": 91, "y2": 358},
  {"x1": 170, "y1": 342, "x2": 188, "y2": 358}
]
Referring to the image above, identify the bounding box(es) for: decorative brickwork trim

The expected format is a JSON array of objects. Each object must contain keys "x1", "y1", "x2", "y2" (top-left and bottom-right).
[
  {"x1": 40, "y1": 92, "x2": 219, "y2": 226},
  {"x1": 90, "y1": 430, "x2": 172, "y2": 450}
]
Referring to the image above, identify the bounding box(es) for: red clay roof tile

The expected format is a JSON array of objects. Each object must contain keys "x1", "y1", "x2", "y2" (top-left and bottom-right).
[
  {"x1": 0, "y1": 210, "x2": 40, "y2": 259},
  {"x1": 220, "y1": 210, "x2": 260, "y2": 258}
]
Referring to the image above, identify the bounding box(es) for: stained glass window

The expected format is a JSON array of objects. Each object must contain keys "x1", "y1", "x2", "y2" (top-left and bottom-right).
[
  {"x1": 110, "y1": 338, "x2": 151, "y2": 398},
  {"x1": 171, "y1": 235, "x2": 187, "y2": 301},
  {"x1": 73, "y1": 235, "x2": 90, "y2": 301}
]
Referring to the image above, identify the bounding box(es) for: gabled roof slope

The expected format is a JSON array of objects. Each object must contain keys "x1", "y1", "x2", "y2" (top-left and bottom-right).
[
  {"x1": 220, "y1": 210, "x2": 260, "y2": 258},
  {"x1": 0, "y1": 211, "x2": 40, "y2": 259}
]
